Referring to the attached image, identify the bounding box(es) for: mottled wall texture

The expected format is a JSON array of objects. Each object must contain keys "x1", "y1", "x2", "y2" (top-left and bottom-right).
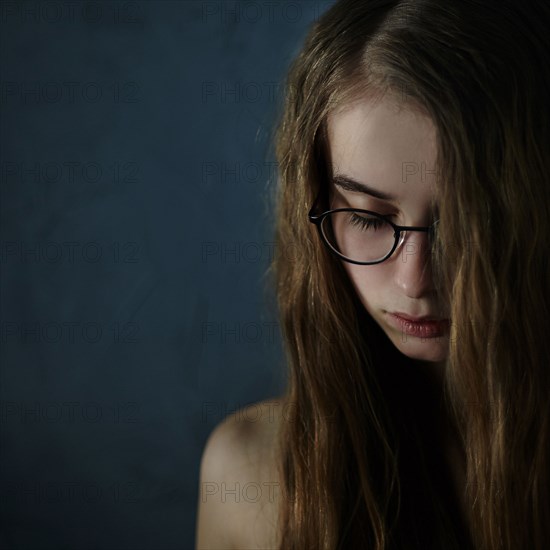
[{"x1": 0, "y1": 1, "x2": 335, "y2": 548}]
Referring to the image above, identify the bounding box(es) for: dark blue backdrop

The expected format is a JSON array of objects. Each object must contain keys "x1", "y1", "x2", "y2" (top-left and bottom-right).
[{"x1": 0, "y1": 1, "x2": 336, "y2": 548}]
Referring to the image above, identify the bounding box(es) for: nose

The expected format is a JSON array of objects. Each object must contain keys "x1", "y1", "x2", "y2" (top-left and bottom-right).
[{"x1": 393, "y1": 230, "x2": 434, "y2": 298}]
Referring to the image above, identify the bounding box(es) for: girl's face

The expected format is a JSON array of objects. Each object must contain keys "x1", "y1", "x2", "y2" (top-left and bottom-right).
[{"x1": 327, "y1": 97, "x2": 450, "y2": 364}]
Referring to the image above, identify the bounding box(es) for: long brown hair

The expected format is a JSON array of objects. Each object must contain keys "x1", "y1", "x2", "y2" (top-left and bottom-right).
[{"x1": 264, "y1": 1, "x2": 550, "y2": 549}]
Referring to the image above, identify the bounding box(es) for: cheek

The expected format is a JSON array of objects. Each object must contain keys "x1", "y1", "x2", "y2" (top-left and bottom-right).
[{"x1": 344, "y1": 262, "x2": 389, "y2": 306}]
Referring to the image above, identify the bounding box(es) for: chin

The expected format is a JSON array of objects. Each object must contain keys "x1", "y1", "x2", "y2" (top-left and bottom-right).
[{"x1": 386, "y1": 329, "x2": 450, "y2": 362}]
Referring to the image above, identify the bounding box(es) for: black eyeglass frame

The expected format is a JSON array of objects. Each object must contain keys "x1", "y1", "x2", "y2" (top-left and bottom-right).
[{"x1": 308, "y1": 193, "x2": 440, "y2": 265}]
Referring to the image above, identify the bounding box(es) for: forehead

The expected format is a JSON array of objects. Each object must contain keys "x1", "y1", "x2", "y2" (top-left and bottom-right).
[{"x1": 326, "y1": 98, "x2": 438, "y2": 206}]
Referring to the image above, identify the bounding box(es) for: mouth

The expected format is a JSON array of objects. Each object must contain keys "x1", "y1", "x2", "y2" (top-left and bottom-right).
[
  {"x1": 385, "y1": 311, "x2": 450, "y2": 338},
  {"x1": 389, "y1": 311, "x2": 445, "y2": 322}
]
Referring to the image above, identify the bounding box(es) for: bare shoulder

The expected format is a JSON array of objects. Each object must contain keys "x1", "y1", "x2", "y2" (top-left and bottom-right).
[{"x1": 195, "y1": 395, "x2": 287, "y2": 550}]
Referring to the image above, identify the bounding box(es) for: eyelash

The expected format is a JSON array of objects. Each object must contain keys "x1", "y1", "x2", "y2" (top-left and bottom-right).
[{"x1": 349, "y1": 213, "x2": 394, "y2": 230}]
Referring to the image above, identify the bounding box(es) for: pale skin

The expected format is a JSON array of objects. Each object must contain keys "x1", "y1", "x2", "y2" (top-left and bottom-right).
[
  {"x1": 327, "y1": 95, "x2": 450, "y2": 375},
  {"x1": 195, "y1": 96, "x2": 467, "y2": 549}
]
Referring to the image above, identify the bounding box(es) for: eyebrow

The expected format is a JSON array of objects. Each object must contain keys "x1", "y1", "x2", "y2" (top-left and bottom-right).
[{"x1": 331, "y1": 174, "x2": 398, "y2": 202}]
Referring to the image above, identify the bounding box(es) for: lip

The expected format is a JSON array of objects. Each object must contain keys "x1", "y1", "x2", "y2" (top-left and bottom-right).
[
  {"x1": 391, "y1": 311, "x2": 443, "y2": 322},
  {"x1": 385, "y1": 311, "x2": 450, "y2": 338}
]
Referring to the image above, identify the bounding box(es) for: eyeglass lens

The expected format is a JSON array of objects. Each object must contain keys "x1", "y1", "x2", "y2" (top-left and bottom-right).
[{"x1": 321, "y1": 211, "x2": 400, "y2": 263}]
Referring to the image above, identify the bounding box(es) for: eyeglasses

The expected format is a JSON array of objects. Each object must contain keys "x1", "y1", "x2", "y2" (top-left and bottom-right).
[{"x1": 308, "y1": 192, "x2": 440, "y2": 265}]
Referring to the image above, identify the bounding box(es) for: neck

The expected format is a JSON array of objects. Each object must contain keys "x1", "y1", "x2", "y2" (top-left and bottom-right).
[
  {"x1": 415, "y1": 358, "x2": 447, "y2": 385},
  {"x1": 412, "y1": 358, "x2": 456, "y2": 439}
]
